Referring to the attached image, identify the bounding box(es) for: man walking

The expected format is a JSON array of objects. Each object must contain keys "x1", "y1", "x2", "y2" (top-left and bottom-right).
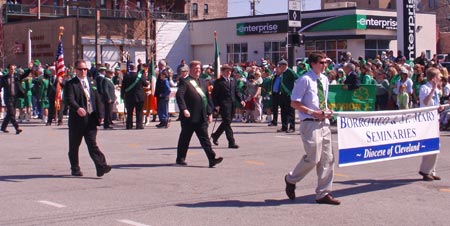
[
  {"x1": 211, "y1": 64, "x2": 245, "y2": 149},
  {"x1": 175, "y1": 60, "x2": 223, "y2": 168},
  {"x1": 0, "y1": 64, "x2": 23, "y2": 134},
  {"x1": 64, "y1": 59, "x2": 111, "y2": 177},
  {"x1": 284, "y1": 52, "x2": 340, "y2": 205}
]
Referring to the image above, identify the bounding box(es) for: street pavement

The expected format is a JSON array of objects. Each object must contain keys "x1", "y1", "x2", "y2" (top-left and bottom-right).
[{"x1": 0, "y1": 117, "x2": 449, "y2": 226}]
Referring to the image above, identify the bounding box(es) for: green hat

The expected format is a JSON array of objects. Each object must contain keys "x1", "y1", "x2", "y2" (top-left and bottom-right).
[
  {"x1": 44, "y1": 69, "x2": 51, "y2": 76},
  {"x1": 34, "y1": 59, "x2": 41, "y2": 66}
]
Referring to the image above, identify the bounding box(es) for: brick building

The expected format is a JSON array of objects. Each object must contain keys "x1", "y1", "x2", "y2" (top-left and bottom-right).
[{"x1": 0, "y1": 0, "x2": 227, "y2": 67}]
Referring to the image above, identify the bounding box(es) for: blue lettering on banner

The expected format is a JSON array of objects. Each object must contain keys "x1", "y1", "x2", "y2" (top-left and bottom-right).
[{"x1": 338, "y1": 138, "x2": 439, "y2": 166}]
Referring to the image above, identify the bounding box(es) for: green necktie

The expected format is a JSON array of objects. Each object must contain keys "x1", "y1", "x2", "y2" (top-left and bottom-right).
[{"x1": 317, "y1": 77, "x2": 325, "y2": 109}]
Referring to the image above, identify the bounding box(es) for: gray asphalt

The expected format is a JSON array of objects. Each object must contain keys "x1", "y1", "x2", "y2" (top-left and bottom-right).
[{"x1": 0, "y1": 116, "x2": 449, "y2": 226}]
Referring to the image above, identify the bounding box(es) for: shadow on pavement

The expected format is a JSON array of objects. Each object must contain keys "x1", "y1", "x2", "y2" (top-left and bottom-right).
[
  {"x1": 333, "y1": 178, "x2": 421, "y2": 197},
  {"x1": 177, "y1": 178, "x2": 420, "y2": 208},
  {"x1": 112, "y1": 163, "x2": 209, "y2": 169}
]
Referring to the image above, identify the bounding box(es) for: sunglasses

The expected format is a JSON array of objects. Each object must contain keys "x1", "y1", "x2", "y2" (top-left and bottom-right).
[{"x1": 76, "y1": 68, "x2": 88, "y2": 71}]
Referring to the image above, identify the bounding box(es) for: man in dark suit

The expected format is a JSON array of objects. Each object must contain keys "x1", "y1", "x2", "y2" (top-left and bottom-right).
[
  {"x1": 0, "y1": 64, "x2": 23, "y2": 134},
  {"x1": 211, "y1": 64, "x2": 245, "y2": 149},
  {"x1": 175, "y1": 60, "x2": 223, "y2": 168},
  {"x1": 102, "y1": 69, "x2": 116, "y2": 129},
  {"x1": 121, "y1": 64, "x2": 149, "y2": 129},
  {"x1": 64, "y1": 59, "x2": 111, "y2": 177},
  {"x1": 343, "y1": 62, "x2": 360, "y2": 91}
]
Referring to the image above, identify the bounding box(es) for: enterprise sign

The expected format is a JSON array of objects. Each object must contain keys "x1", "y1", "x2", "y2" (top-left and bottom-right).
[
  {"x1": 237, "y1": 20, "x2": 288, "y2": 36},
  {"x1": 357, "y1": 15, "x2": 397, "y2": 30}
]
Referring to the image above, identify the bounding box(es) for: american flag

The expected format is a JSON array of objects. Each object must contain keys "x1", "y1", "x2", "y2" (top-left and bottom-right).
[{"x1": 55, "y1": 38, "x2": 65, "y2": 110}]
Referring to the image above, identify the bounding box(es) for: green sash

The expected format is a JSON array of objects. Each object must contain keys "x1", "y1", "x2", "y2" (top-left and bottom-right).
[
  {"x1": 125, "y1": 71, "x2": 142, "y2": 93},
  {"x1": 188, "y1": 78, "x2": 207, "y2": 109}
]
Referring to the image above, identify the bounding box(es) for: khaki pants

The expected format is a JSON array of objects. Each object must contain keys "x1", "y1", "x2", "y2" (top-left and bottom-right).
[{"x1": 286, "y1": 120, "x2": 335, "y2": 199}]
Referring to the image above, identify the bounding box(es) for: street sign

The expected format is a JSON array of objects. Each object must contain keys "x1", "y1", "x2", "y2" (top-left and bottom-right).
[{"x1": 288, "y1": 0, "x2": 301, "y2": 28}]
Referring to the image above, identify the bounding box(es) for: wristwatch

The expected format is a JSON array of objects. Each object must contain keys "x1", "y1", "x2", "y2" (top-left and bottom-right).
[{"x1": 306, "y1": 109, "x2": 314, "y2": 115}]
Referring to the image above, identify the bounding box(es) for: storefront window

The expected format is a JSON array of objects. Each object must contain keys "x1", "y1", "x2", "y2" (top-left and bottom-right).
[
  {"x1": 365, "y1": 40, "x2": 390, "y2": 60},
  {"x1": 305, "y1": 40, "x2": 347, "y2": 63},
  {"x1": 264, "y1": 41, "x2": 287, "y2": 63},
  {"x1": 227, "y1": 43, "x2": 248, "y2": 64}
]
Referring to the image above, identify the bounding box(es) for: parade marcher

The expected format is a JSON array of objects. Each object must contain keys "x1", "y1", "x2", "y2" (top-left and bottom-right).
[
  {"x1": 175, "y1": 60, "x2": 223, "y2": 167},
  {"x1": 121, "y1": 64, "x2": 149, "y2": 129},
  {"x1": 102, "y1": 69, "x2": 116, "y2": 129},
  {"x1": 418, "y1": 67, "x2": 443, "y2": 181},
  {"x1": 270, "y1": 60, "x2": 299, "y2": 133},
  {"x1": 64, "y1": 59, "x2": 111, "y2": 177},
  {"x1": 343, "y1": 62, "x2": 360, "y2": 90},
  {"x1": 46, "y1": 67, "x2": 57, "y2": 125},
  {"x1": 154, "y1": 68, "x2": 171, "y2": 128},
  {"x1": 0, "y1": 64, "x2": 23, "y2": 134},
  {"x1": 260, "y1": 67, "x2": 273, "y2": 123},
  {"x1": 284, "y1": 52, "x2": 340, "y2": 205},
  {"x1": 211, "y1": 64, "x2": 245, "y2": 149}
]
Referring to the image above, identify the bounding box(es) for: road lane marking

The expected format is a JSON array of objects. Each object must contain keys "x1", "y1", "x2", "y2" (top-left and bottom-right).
[
  {"x1": 334, "y1": 173, "x2": 350, "y2": 178},
  {"x1": 37, "y1": 200, "x2": 66, "y2": 208},
  {"x1": 274, "y1": 136, "x2": 292, "y2": 139},
  {"x1": 245, "y1": 160, "x2": 265, "y2": 166},
  {"x1": 439, "y1": 188, "x2": 450, "y2": 192},
  {"x1": 118, "y1": 219, "x2": 150, "y2": 226}
]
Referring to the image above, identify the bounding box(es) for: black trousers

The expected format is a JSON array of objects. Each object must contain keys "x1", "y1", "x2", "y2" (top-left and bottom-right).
[
  {"x1": 103, "y1": 101, "x2": 114, "y2": 128},
  {"x1": 272, "y1": 92, "x2": 295, "y2": 130},
  {"x1": 47, "y1": 99, "x2": 56, "y2": 124},
  {"x1": 1, "y1": 97, "x2": 19, "y2": 131},
  {"x1": 68, "y1": 114, "x2": 107, "y2": 171},
  {"x1": 213, "y1": 105, "x2": 235, "y2": 145},
  {"x1": 125, "y1": 101, "x2": 144, "y2": 129},
  {"x1": 177, "y1": 120, "x2": 216, "y2": 162}
]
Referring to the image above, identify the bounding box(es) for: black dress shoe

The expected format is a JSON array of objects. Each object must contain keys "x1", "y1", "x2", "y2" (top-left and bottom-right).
[
  {"x1": 211, "y1": 133, "x2": 219, "y2": 146},
  {"x1": 136, "y1": 126, "x2": 144, "y2": 130},
  {"x1": 1, "y1": 129, "x2": 9, "y2": 133},
  {"x1": 316, "y1": 194, "x2": 341, "y2": 205},
  {"x1": 268, "y1": 122, "x2": 277, "y2": 126},
  {"x1": 209, "y1": 157, "x2": 223, "y2": 168},
  {"x1": 97, "y1": 165, "x2": 112, "y2": 177},
  {"x1": 277, "y1": 128, "x2": 287, "y2": 132},
  {"x1": 419, "y1": 171, "x2": 440, "y2": 181},
  {"x1": 176, "y1": 159, "x2": 187, "y2": 166},
  {"x1": 228, "y1": 143, "x2": 239, "y2": 149},
  {"x1": 285, "y1": 175, "x2": 296, "y2": 200},
  {"x1": 104, "y1": 126, "x2": 114, "y2": 130},
  {"x1": 15, "y1": 129, "x2": 23, "y2": 135},
  {"x1": 71, "y1": 170, "x2": 83, "y2": 176},
  {"x1": 286, "y1": 128, "x2": 295, "y2": 133}
]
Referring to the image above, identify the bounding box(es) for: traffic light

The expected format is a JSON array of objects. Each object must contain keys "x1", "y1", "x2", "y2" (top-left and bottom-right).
[{"x1": 287, "y1": 33, "x2": 304, "y2": 46}]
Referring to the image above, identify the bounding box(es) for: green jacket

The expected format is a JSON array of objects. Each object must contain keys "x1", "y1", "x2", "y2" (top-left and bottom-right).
[{"x1": 280, "y1": 68, "x2": 299, "y2": 96}]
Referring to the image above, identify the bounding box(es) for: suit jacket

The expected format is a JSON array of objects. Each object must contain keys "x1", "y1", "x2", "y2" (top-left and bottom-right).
[
  {"x1": 47, "y1": 75, "x2": 57, "y2": 102},
  {"x1": 279, "y1": 68, "x2": 299, "y2": 96},
  {"x1": 176, "y1": 76, "x2": 212, "y2": 124},
  {"x1": 0, "y1": 73, "x2": 25, "y2": 99},
  {"x1": 344, "y1": 71, "x2": 360, "y2": 91},
  {"x1": 212, "y1": 76, "x2": 243, "y2": 116},
  {"x1": 121, "y1": 71, "x2": 149, "y2": 103},
  {"x1": 102, "y1": 78, "x2": 116, "y2": 103},
  {"x1": 64, "y1": 76, "x2": 102, "y2": 129}
]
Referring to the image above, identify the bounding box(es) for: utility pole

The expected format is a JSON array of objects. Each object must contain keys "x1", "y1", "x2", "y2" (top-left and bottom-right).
[
  {"x1": 95, "y1": 0, "x2": 101, "y2": 65},
  {"x1": 249, "y1": 0, "x2": 261, "y2": 16},
  {"x1": 145, "y1": 0, "x2": 152, "y2": 63}
]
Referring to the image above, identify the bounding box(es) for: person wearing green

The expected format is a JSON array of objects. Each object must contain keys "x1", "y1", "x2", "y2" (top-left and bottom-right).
[
  {"x1": 260, "y1": 68, "x2": 273, "y2": 123},
  {"x1": 232, "y1": 67, "x2": 246, "y2": 122},
  {"x1": 296, "y1": 60, "x2": 309, "y2": 76},
  {"x1": 39, "y1": 69, "x2": 51, "y2": 123},
  {"x1": 271, "y1": 60, "x2": 299, "y2": 133}
]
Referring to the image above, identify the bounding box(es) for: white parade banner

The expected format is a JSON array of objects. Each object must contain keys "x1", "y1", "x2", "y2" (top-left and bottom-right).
[{"x1": 336, "y1": 106, "x2": 440, "y2": 167}]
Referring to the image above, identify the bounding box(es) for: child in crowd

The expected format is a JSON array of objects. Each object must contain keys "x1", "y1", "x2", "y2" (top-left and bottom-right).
[{"x1": 397, "y1": 84, "x2": 409, "y2": 110}]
